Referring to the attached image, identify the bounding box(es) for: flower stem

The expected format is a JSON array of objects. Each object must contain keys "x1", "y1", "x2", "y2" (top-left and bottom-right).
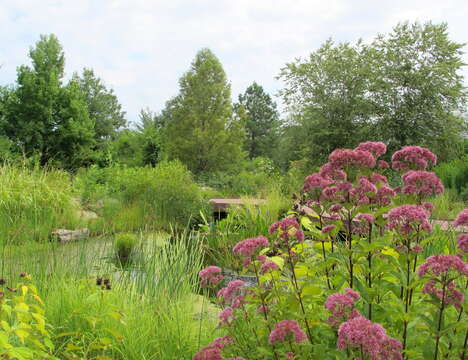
[{"x1": 434, "y1": 280, "x2": 447, "y2": 360}]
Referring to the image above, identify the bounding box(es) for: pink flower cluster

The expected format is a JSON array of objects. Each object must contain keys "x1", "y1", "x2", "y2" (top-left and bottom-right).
[
  {"x1": 422, "y1": 280, "x2": 464, "y2": 310},
  {"x1": 218, "y1": 307, "x2": 236, "y2": 326},
  {"x1": 303, "y1": 173, "x2": 333, "y2": 193},
  {"x1": 324, "y1": 288, "x2": 361, "y2": 327},
  {"x1": 319, "y1": 163, "x2": 347, "y2": 180},
  {"x1": 355, "y1": 142, "x2": 387, "y2": 157},
  {"x1": 457, "y1": 234, "x2": 468, "y2": 253},
  {"x1": 418, "y1": 254, "x2": 468, "y2": 277},
  {"x1": 386, "y1": 205, "x2": 432, "y2": 235},
  {"x1": 321, "y1": 224, "x2": 336, "y2": 234},
  {"x1": 328, "y1": 149, "x2": 376, "y2": 169},
  {"x1": 268, "y1": 320, "x2": 308, "y2": 344},
  {"x1": 391, "y1": 146, "x2": 437, "y2": 171},
  {"x1": 217, "y1": 280, "x2": 246, "y2": 309},
  {"x1": 199, "y1": 266, "x2": 224, "y2": 288},
  {"x1": 401, "y1": 170, "x2": 444, "y2": 197},
  {"x1": 337, "y1": 316, "x2": 402, "y2": 360},
  {"x1": 233, "y1": 236, "x2": 269, "y2": 266},
  {"x1": 260, "y1": 260, "x2": 279, "y2": 274},
  {"x1": 454, "y1": 209, "x2": 468, "y2": 227},
  {"x1": 269, "y1": 217, "x2": 304, "y2": 243},
  {"x1": 193, "y1": 336, "x2": 235, "y2": 360}
]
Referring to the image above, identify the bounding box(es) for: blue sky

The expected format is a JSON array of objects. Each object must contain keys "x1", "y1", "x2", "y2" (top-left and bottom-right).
[{"x1": 0, "y1": 0, "x2": 467, "y2": 123}]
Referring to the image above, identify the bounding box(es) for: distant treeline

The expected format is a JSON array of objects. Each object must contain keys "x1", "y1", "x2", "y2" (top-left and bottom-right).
[{"x1": 0, "y1": 21, "x2": 466, "y2": 174}]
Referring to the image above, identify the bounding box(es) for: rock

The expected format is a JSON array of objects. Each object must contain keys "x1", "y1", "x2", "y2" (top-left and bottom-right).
[
  {"x1": 80, "y1": 210, "x2": 99, "y2": 220},
  {"x1": 52, "y1": 228, "x2": 90, "y2": 243}
]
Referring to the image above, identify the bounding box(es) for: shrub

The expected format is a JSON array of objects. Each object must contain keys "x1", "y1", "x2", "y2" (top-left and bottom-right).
[
  {"x1": 75, "y1": 161, "x2": 206, "y2": 231},
  {"x1": 196, "y1": 143, "x2": 468, "y2": 360}
]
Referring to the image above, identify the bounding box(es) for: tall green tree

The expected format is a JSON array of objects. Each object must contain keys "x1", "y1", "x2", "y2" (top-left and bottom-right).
[
  {"x1": 136, "y1": 108, "x2": 162, "y2": 166},
  {"x1": 369, "y1": 22, "x2": 466, "y2": 158},
  {"x1": 1, "y1": 34, "x2": 95, "y2": 168},
  {"x1": 73, "y1": 68, "x2": 126, "y2": 141},
  {"x1": 279, "y1": 40, "x2": 374, "y2": 164},
  {"x1": 235, "y1": 82, "x2": 280, "y2": 160},
  {"x1": 163, "y1": 48, "x2": 244, "y2": 174},
  {"x1": 279, "y1": 22, "x2": 466, "y2": 165}
]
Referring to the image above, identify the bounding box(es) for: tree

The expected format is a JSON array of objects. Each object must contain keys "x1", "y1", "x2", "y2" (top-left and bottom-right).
[
  {"x1": 136, "y1": 108, "x2": 162, "y2": 166},
  {"x1": 73, "y1": 68, "x2": 126, "y2": 141},
  {"x1": 163, "y1": 48, "x2": 244, "y2": 174},
  {"x1": 235, "y1": 82, "x2": 280, "y2": 160},
  {"x1": 369, "y1": 22, "x2": 466, "y2": 158},
  {"x1": 0, "y1": 34, "x2": 95, "y2": 168},
  {"x1": 279, "y1": 22, "x2": 466, "y2": 165},
  {"x1": 279, "y1": 40, "x2": 375, "y2": 165}
]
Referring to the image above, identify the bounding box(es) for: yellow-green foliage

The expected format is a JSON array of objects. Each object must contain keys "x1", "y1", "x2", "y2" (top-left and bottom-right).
[
  {"x1": 0, "y1": 276, "x2": 57, "y2": 359},
  {"x1": 0, "y1": 166, "x2": 79, "y2": 244}
]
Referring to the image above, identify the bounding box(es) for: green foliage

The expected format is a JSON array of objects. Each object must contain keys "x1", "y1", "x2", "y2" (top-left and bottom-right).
[
  {"x1": 114, "y1": 233, "x2": 138, "y2": 264},
  {"x1": 75, "y1": 161, "x2": 206, "y2": 231},
  {"x1": 0, "y1": 166, "x2": 79, "y2": 245},
  {"x1": 163, "y1": 48, "x2": 245, "y2": 174},
  {"x1": 434, "y1": 155, "x2": 468, "y2": 201},
  {"x1": 279, "y1": 22, "x2": 466, "y2": 166},
  {"x1": 73, "y1": 68, "x2": 126, "y2": 142},
  {"x1": 0, "y1": 276, "x2": 57, "y2": 359},
  {"x1": 235, "y1": 82, "x2": 280, "y2": 160}
]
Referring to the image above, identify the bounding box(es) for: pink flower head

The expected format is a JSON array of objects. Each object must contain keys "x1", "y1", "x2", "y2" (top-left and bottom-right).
[
  {"x1": 269, "y1": 217, "x2": 304, "y2": 243},
  {"x1": 329, "y1": 149, "x2": 376, "y2": 169},
  {"x1": 418, "y1": 254, "x2": 468, "y2": 277},
  {"x1": 337, "y1": 316, "x2": 402, "y2": 360},
  {"x1": 233, "y1": 236, "x2": 269, "y2": 262},
  {"x1": 303, "y1": 173, "x2": 333, "y2": 193},
  {"x1": 401, "y1": 171, "x2": 444, "y2": 197},
  {"x1": 391, "y1": 146, "x2": 437, "y2": 171},
  {"x1": 378, "y1": 160, "x2": 390, "y2": 169},
  {"x1": 422, "y1": 279, "x2": 464, "y2": 310},
  {"x1": 319, "y1": 163, "x2": 347, "y2": 181},
  {"x1": 376, "y1": 184, "x2": 396, "y2": 206},
  {"x1": 422, "y1": 202, "x2": 434, "y2": 213},
  {"x1": 285, "y1": 352, "x2": 295, "y2": 359},
  {"x1": 370, "y1": 173, "x2": 388, "y2": 185},
  {"x1": 268, "y1": 320, "x2": 308, "y2": 344},
  {"x1": 330, "y1": 204, "x2": 343, "y2": 212},
  {"x1": 321, "y1": 225, "x2": 336, "y2": 234},
  {"x1": 217, "y1": 280, "x2": 246, "y2": 308},
  {"x1": 411, "y1": 245, "x2": 423, "y2": 253},
  {"x1": 454, "y1": 209, "x2": 468, "y2": 227},
  {"x1": 218, "y1": 307, "x2": 236, "y2": 326},
  {"x1": 386, "y1": 205, "x2": 432, "y2": 235},
  {"x1": 199, "y1": 266, "x2": 224, "y2": 288},
  {"x1": 260, "y1": 261, "x2": 279, "y2": 274},
  {"x1": 325, "y1": 288, "x2": 361, "y2": 327},
  {"x1": 356, "y1": 213, "x2": 374, "y2": 224},
  {"x1": 321, "y1": 186, "x2": 343, "y2": 202},
  {"x1": 193, "y1": 336, "x2": 235, "y2": 360},
  {"x1": 355, "y1": 142, "x2": 387, "y2": 157},
  {"x1": 457, "y1": 234, "x2": 468, "y2": 253}
]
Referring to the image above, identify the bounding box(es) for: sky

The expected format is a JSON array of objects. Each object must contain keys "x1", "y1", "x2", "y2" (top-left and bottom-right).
[{"x1": 0, "y1": 0, "x2": 467, "y2": 123}]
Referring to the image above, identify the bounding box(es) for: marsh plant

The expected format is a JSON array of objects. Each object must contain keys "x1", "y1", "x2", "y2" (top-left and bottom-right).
[
  {"x1": 114, "y1": 233, "x2": 138, "y2": 265},
  {"x1": 195, "y1": 143, "x2": 468, "y2": 360}
]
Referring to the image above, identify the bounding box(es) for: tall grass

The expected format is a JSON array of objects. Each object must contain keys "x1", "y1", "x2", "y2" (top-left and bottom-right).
[
  {"x1": 0, "y1": 165, "x2": 80, "y2": 245},
  {"x1": 0, "y1": 231, "x2": 217, "y2": 359}
]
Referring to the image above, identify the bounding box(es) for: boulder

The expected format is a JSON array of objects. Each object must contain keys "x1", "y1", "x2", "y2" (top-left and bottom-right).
[{"x1": 52, "y1": 228, "x2": 90, "y2": 243}]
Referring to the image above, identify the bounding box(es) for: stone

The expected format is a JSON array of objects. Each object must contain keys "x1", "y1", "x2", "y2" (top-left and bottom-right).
[{"x1": 52, "y1": 228, "x2": 90, "y2": 243}]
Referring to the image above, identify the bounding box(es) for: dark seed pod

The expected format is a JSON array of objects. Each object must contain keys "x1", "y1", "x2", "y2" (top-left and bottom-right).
[
  {"x1": 96, "y1": 277, "x2": 103, "y2": 286},
  {"x1": 103, "y1": 278, "x2": 110, "y2": 285},
  {"x1": 105, "y1": 283, "x2": 112, "y2": 290},
  {"x1": 20, "y1": 272, "x2": 28, "y2": 278},
  {"x1": 0, "y1": 278, "x2": 6, "y2": 285}
]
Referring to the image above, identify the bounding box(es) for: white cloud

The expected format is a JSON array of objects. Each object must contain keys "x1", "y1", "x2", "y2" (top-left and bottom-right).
[{"x1": 0, "y1": 0, "x2": 466, "y2": 122}]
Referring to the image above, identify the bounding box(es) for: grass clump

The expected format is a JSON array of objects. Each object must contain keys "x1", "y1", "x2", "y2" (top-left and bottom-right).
[
  {"x1": 114, "y1": 233, "x2": 138, "y2": 265},
  {"x1": 0, "y1": 165, "x2": 80, "y2": 245}
]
